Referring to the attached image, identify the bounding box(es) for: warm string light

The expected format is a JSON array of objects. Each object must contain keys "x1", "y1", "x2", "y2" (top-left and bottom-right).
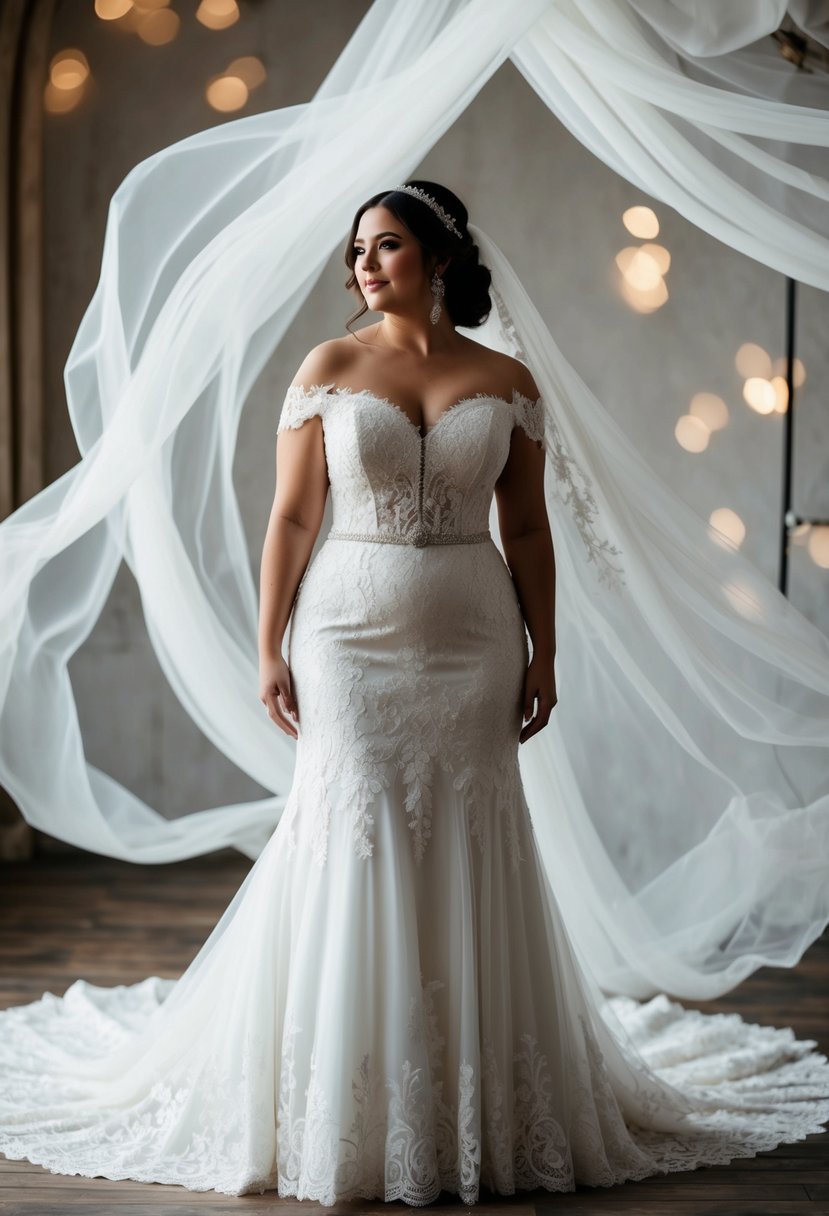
[
  {"x1": 735, "y1": 343, "x2": 805, "y2": 416},
  {"x1": 196, "y1": 0, "x2": 239, "y2": 30},
  {"x1": 617, "y1": 205, "x2": 669, "y2": 313},
  {"x1": 789, "y1": 522, "x2": 829, "y2": 569},
  {"x1": 77, "y1": 1, "x2": 266, "y2": 117},
  {"x1": 807, "y1": 527, "x2": 829, "y2": 569},
  {"x1": 708, "y1": 508, "x2": 746, "y2": 551},
  {"x1": 675, "y1": 391, "x2": 730, "y2": 455},
  {"x1": 95, "y1": 0, "x2": 178, "y2": 37},
  {"x1": 206, "y1": 75, "x2": 248, "y2": 112},
  {"x1": 674, "y1": 414, "x2": 709, "y2": 453},
  {"x1": 616, "y1": 210, "x2": 820, "y2": 575},
  {"x1": 206, "y1": 56, "x2": 267, "y2": 113},
  {"x1": 137, "y1": 8, "x2": 180, "y2": 45},
  {"x1": 44, "y1": 49, "x2": 90, "y2": 114},
  {"x1": 95, "y1": 0, "x2": 133, "y2": 19}
]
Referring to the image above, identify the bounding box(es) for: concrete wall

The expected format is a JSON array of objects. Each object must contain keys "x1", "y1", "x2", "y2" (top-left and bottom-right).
[{"x1": 44, "y1": 0, "x2": 828, "y2": 879}]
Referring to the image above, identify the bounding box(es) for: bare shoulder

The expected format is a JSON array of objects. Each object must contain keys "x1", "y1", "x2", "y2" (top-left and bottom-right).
[
  {"x1": 289, "y1": 337, "x2": 352, "y2": 390},
  {"x1": 461, "y1": 337, "x2": 541, "y2": 402}
]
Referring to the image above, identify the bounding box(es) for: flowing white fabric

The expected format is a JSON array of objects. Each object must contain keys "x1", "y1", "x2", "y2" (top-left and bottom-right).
[
  {"x1": 1, "y1": 384, "x2": 828, "y2": 1202},
  {"x1": 471, "y1": 224, "x2": 829, "y2": 1002},
  {"x1": 0, "y1": 0, "x2": 828, "y2": 999}
]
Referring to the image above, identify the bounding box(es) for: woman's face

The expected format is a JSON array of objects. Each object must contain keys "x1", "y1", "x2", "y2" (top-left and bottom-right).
[{"x1": 352, "y1": 205, "x2": 431, "y2": 314}]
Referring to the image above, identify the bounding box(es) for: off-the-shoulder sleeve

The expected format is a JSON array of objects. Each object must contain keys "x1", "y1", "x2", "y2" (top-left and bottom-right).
[
  {"x1": 276, "y1": 382, "x2": 336, "y2": 433},
  {"x1": 512, "y1": 389, "x2": 545, "y2": 446}
]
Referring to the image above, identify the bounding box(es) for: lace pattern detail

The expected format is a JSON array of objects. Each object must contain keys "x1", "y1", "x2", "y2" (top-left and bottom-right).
[
  {"x1": 277, "y1": 383, "x2": 333, "y2": 432},
  {"x1": 288, "y1": 627, "x2": 528, "y2": 871},
  {"x1": 545, "y1": 415, "x2": 626, "y2": 592},
  {"x1": 1, "y1": 930, "x2": 828, "y2": 1200},
  {"x1": 512, "y1": 390, "x2": 545, "y2": 446},
  {"x1": 275, "y1": 978, "x2": 576, "y2": 1206},
  {"x1": 278, "y1": 371, "x2": 623, "y2": 590},
  {"x1": 279, "y1": 383, "x2": 515, "y2": 543}
]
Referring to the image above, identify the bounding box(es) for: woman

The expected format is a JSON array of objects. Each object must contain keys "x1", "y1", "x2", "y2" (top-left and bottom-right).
[
  {"x1": 250, "y1": 181, "x2": 828, "y2": 1203},
  {"x1": 1, "y1": 182, "x2": 828, "y2": 1208},
  {"x1": 259, "y1": 184, "x2": 556, "y2": 753}
]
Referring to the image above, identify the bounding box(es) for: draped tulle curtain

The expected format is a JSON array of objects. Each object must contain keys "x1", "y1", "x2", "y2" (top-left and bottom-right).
[{"x1": 1, "y1": 0, "x2": 828, "y2": 999}]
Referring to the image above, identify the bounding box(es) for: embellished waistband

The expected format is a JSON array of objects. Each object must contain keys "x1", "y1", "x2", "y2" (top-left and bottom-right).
[{"x1": 327, "y1": 526, "x2": 491, "y2": 548}]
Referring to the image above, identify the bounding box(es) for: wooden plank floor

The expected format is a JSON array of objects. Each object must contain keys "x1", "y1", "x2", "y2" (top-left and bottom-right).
[{"x1": 1, "y1": 850, "x2": 827, "y2": 1215}]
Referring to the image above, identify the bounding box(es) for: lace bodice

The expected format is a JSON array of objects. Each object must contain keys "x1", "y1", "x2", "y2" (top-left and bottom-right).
[{"x1": 277, "y1": 383, "x2": 545, "y2": 544}]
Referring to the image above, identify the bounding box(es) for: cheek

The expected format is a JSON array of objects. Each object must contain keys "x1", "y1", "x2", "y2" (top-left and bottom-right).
[{"x1": 388, "y1": 248, "x2": 423, "y2": 280}]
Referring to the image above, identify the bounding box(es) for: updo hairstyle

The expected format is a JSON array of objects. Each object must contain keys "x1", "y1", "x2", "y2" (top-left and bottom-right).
[{"x1": 343, "y1": 180, "x2": 492, "y2": 332}]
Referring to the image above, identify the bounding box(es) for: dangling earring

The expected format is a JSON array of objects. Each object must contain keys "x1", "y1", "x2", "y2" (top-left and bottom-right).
[{"x1": 430, "y1": 271, "x2": 444, "y2": 325}]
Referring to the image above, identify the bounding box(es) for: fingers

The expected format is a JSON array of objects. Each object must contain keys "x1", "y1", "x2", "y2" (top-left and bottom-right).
[
  {"x1": 268, "y1": 693, "x2": 297, "y2": 738},
  {"x1": 261, "y1": 683, "x2": 299, "y2": 739},
  {"x1": 519, "y1": 688, "x2": 557, "y2": 744}
]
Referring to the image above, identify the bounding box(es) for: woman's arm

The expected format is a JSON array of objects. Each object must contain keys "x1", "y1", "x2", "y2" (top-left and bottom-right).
[
  {"x1": 258, "y1": 347, "x2": 337, "y2": 737},
  {"x1": 494, "y1": 365, "x2": 557, "y2": 743}
]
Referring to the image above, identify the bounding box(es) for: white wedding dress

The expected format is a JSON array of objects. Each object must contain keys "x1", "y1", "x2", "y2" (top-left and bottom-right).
[{"x1": 1, "y1": 381, "x2": 828, "y2": 1206}]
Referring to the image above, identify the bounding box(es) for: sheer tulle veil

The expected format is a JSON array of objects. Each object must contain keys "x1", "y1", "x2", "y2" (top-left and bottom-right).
[
  {"x1": 468, "y1": 222, "x2": 829, "y2": 1000},
  {"x1": 0, "y1": 0, "x2": 827, "y2": 1004}
]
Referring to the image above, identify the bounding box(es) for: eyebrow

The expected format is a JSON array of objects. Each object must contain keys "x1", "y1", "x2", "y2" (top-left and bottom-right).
[{"x1": 353, "y1": 231, "x2": 401, "y2": 242}]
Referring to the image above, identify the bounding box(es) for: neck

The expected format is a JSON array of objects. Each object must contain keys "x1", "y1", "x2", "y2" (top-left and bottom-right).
[{"x1": 377, "y1": 311, "x2": 459, "y2": 357}]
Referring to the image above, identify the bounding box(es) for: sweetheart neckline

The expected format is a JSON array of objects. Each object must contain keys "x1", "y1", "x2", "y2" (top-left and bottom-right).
[{"x1": 307, "y1": 382, "x2": 541, "y2": 441}]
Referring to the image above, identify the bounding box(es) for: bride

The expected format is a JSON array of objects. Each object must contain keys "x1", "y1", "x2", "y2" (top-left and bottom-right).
[
  {"x1": 2, "y1": 180, "x2": 827, "y2": 1208},
  {"x1": 259, "y1": 181, "x2": 557, "y2": 754}
]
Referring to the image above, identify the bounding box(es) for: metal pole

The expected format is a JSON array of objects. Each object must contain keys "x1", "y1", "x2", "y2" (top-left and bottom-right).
[{"x1": 778, "y1": 276, "x2": 797, "y2": 597}]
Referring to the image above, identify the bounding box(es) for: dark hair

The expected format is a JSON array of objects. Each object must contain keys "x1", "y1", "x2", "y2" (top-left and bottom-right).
[{"x1": 343, "y1": 180, "x2": 492, "y2": 332}]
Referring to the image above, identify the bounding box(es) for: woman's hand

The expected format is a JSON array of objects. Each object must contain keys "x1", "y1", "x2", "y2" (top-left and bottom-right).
[
  {"x1": 519, "y1": 651, "x2": 557, "y2": 744},
  {"x1": 259, "y1": 654, "x2": 299, "y2": 739}
]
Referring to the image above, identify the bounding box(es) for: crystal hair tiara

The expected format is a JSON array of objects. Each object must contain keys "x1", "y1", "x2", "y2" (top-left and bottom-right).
[{"x1": 391, "y1": 184, "x2": 463, "y2": 239}]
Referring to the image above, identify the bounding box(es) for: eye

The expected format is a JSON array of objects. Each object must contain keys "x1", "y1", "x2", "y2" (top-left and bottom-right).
[{"x1": 352, "y1": 240, "x2": 398, "y2": 255}]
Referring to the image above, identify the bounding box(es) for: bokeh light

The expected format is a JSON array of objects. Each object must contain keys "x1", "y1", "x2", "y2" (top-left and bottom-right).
[
  {"x1": 95, "y1": 0, "x2": 133, "y2": 18},
  {"x1": 639, "y1": 242, "x2": 670, "y2": 274},
  {"x1": 615, "y1": 246, "x2": 664, "y2": 292},
  {"x1": 622, "y1": 205, "x2": 659, "y2": 239},
  {"x1": 50, "y1": 49, "x2": 90, "y2": 90},
  {"x1": 675, "y1": 415, "x2": 710, "y2": 452},
  {"x1": 689, "y1": 392, "x2": 729, "y2": 432},
  {"x1": 617, "y1": 276, "x2": 669, "y2": 313},
  {"x1": 770, "y1": 376, "x2": 789, "y2": 413},
  {"x1": 206, "y1": 74, "x2": 248, "y2": 111},
  {"x1": 227, "y1": 55, "x2": 266, "y2": 90},
  {"x1": 772, "y1": 354, "x2": 806, "y2": 387},
  {"x1": 44, "y1": 82, "x2": 84, "y2": 114},
  {"x1": 742, "y1": 377, "x2": 777, "y2": 415},
  {"x1": 197, "y1": 0, "x2": 239, "y2": 29},
  {"x1": 709, "y1": 508, "x2": 746, "y2": 550},
  {"x1": 45, "y1": 49, "x2": 90, "y2": 113},
  {"x1": 616, "y1": 209, "x2": 669, "y2": 313},
  {"x1": 808, "y1": 526, "x2": 829, "y2": 569},
  {"x1": 137, "y1": 8, "x2": 180, "y2": 44},
  {"x1": 735, "y1": 342, "x2": 772, "y2": 380}
]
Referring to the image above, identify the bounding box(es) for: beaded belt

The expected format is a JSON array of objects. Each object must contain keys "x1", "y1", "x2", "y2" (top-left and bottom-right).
[{"x1": 327, "y1": 526, "x2": 490, "y2": 549}]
